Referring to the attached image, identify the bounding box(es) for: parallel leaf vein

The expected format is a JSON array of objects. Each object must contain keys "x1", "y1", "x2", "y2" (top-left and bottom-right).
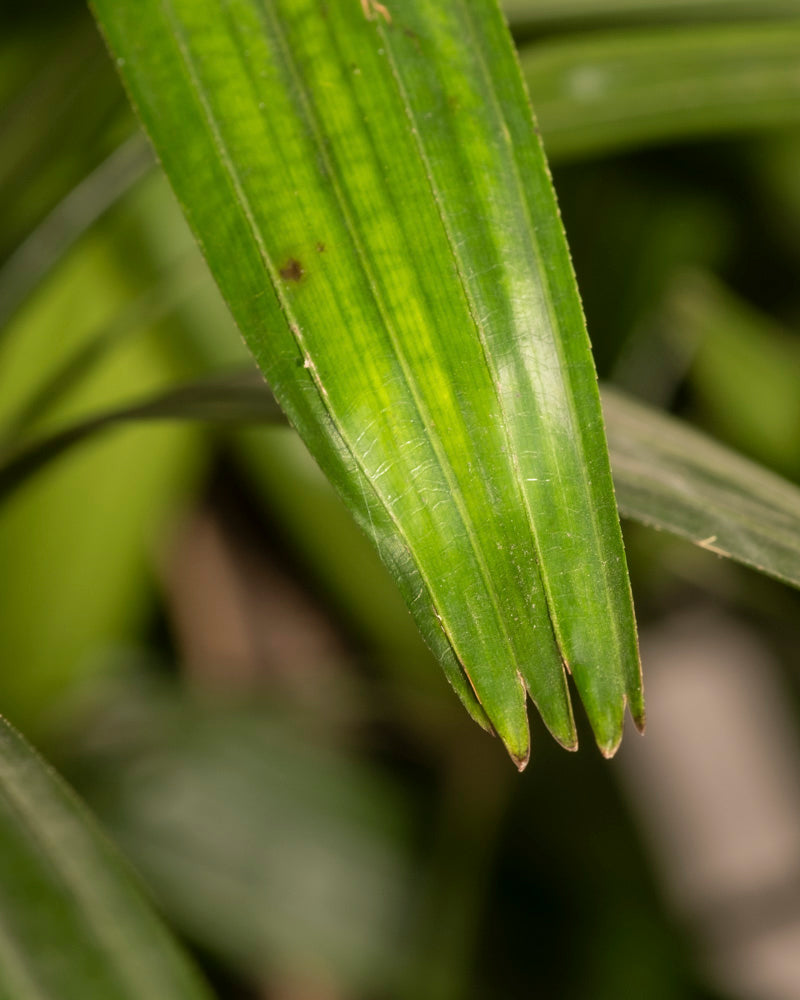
[
  {"x1": 159, "y1": 0, "x2": 502, "y2": 712},
  {"x1": 245, "y1": 0, "x2": 527, "y2": 707}
]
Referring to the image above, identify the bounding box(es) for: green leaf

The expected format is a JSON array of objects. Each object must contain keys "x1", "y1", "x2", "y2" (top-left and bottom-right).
[
  {"x1": 69, "y1": 680, "x2": 417, "y2": 994},
  {"x1": 10, "y1": 370, "x2": 800, "y2": 591},
  {"x1": 603, "y1": 386, "x2": 800, "y2": 591},
  {"x1": 0, "y1": 134, "x2": 153, "y2": 333},
  {"x1": 0, "y1": 210, "x2": 204, "y2": 731},
  {"x1": 669, "y1": 271, "x2": 800, "y2": 479},
  {"x1": 0, "y1": 10, "x2": 133, "y2": 267},
  {"x1": 90, "y1": 0, "x2": 643, "y2": 765},
  {"x1": 0, "y1": 371, "x2": 276, "y2": 502},
  {"x1": 504, "y1": 0, "x2": 800, "y2": 27},
  {"x1": 520, "y1": 21, "x2": 800, "y2": 162},
  {"x1": 0, "y1": 715, "x2": 212, "y2": 999}
]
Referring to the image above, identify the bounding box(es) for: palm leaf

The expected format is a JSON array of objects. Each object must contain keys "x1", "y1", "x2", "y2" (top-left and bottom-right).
[{"x1": 89, "y1": 0, "x2": 642, "y2": 765}]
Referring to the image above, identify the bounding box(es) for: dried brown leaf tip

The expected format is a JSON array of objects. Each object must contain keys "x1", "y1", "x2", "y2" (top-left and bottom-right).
[{"x1": 360, "y1": 0, "x2": 391, "y2": 23}]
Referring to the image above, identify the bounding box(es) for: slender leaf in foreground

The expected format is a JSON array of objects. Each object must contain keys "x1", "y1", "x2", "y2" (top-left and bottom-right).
[
  {"x1": 91, "y1": 0, "x2": 642, "y2": 764},
  {"x1": 0, "y1": 715, "x2": 212, "y2": 1000},
  {"x1": 602, "y1": 387, "x2": 800, "y2": 591},
  {"x1": 521, "y1": 21, "x2": 800, "y2": 161}
]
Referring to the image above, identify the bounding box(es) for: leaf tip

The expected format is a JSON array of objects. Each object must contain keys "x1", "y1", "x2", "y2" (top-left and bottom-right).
[
  {"x1": 559, "y1": 733, "x2": 579, "y2": 753},
  {"x1": 511, "y1": 746, "x2": 530, "y2": 772},
  {"x1": 498, "y1": 722, "x2": 530, "y2": 772},
  {"x1": 598, "y1": 738, "x2": 621, "y2": 760}
]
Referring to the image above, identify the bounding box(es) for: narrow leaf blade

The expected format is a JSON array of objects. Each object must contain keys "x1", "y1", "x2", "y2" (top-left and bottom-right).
[
  {"x1": 10, "y1": 372, "x2": 799, "y2": 593},
  {"x1": 504, "y1": 0, "x2": 800, "y2": 27},
  {"x1": 0, "y1": 716, "x2": 212, "y2": 1000},
  {"x1": 604, "y1": 386, "x2": 800, "y2": 590},
  {"x1": 91, "y1": 0, "x2": 641, "y2": 761},
  {"x1": 0, "y1": 371, "x2": 279, "y2": 501},
  {"x1": 521, "y1": 21, "x2": 800, "y2": 162}
]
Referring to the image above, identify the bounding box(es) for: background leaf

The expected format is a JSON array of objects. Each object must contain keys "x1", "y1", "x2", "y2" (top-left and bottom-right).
[
  {"x1": 0, "y1": 371, "x2": 277, "y2": 502},
  {"x1": 504, "y1": 0, "x2": 800, "y2": 27},
  {"x1": 521, "y1": 21, "x2": 800, "y2": 162},
  {"x1": 0, "y1": 715, "x2": 212, "y2": 999},
  {"x1": 65, "y1": 677, "x2": 417, "y2": 995},
  {"x1": 603, "y1": 386, "x2": 800, "y2": 590},
  {"x1": 0, "y1": 174, "x2": 205, "y2": 733}
]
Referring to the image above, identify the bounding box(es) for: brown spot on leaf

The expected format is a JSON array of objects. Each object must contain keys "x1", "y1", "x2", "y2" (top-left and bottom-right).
[
  {"x1": 315, "y1": 242, "x2": 325, "y2": 253},
  {"x1": 279, "y1": 258, "x2": 304, "y2": 282}
]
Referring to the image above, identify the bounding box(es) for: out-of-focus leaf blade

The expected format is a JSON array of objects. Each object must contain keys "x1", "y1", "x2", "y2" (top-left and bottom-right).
[
  {"x1": 11, "y1": 370, "x2": 800, "y2": 589},
  {"x1": 0, "y1": 11, "x2": 133, "y2": 264},
  {"x1": 603, "y1": 387, "x2": 800, "y2": 590},
  {"x1": 504, "y1": 0, "x2": 800, "y2": 27},
  {"x1": 4, "y1": 255, "x2": 207, "y2": 437},
  {"x1": 0, "y1": 715, "x2": 212, "y2": 1000},
  {"x1": 91, "y1": 0, "x2": 642, "y2": 763},
  {"x1": 667, "y1": 271, "x2": 800, "y2": 479},
  {"x1": 521, "y1": 21, "x2": 800, "y2": 161},
  {"x1": 0, "y1": 371, "x2": 277, "y2": 502},
  {"x1": 0, "y1": 201, "x2": 204, "y2": 731},
  {"x1": 0, "y1": 135, "x2": 152, "y2": 333},
  {"x1": 70, "y1": 682, "x2": 416, "y2": 995}
]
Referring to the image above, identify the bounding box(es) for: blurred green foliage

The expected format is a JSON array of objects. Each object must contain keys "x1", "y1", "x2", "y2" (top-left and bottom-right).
[{"x1": 1, "y1": 1, "x2": 800, "y2": 997}]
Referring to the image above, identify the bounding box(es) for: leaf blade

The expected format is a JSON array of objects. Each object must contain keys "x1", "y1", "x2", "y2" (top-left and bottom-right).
[
  {"x1": 90, "y1": 0, "x2": 641, "y2": 760},
  {"x1": 603, "y1": 386, "x2": 800, "y2": 590},
  {"x1": 521, "y1": 21, "x2": 800, "y2": 162},
  {"x1": 504, "y1": 0, "x2": 800, "y2": 27},
  {"x1": 8, "y1": 371, "x2": 800, "y2": 590},
  {"x1": 0, "y1": 716, "x2": 212, "y2": 1000}
]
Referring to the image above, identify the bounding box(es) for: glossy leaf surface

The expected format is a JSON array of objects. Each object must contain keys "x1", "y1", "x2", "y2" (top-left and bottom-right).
[{"x1": 90, "y1": 0, "x2": 642, "y2": 764}]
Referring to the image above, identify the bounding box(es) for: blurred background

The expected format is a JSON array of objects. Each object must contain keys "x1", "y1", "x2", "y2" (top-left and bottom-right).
[{"x1": 2, "y1": 1, "x2": 800, "y2": 997}]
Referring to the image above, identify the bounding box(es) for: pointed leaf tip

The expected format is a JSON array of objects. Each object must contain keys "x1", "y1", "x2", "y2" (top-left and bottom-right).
[
  {"x1": 512, "y1": 747, "x2": 530, "y2": 772},
  {"x1": 91, "y1": 0, "x2": 641, "y2": 762}
]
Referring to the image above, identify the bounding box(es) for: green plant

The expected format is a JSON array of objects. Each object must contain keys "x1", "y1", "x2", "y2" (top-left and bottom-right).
[{"x1": 1, "y1": 0, "x2": 800, "y2": 996}]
